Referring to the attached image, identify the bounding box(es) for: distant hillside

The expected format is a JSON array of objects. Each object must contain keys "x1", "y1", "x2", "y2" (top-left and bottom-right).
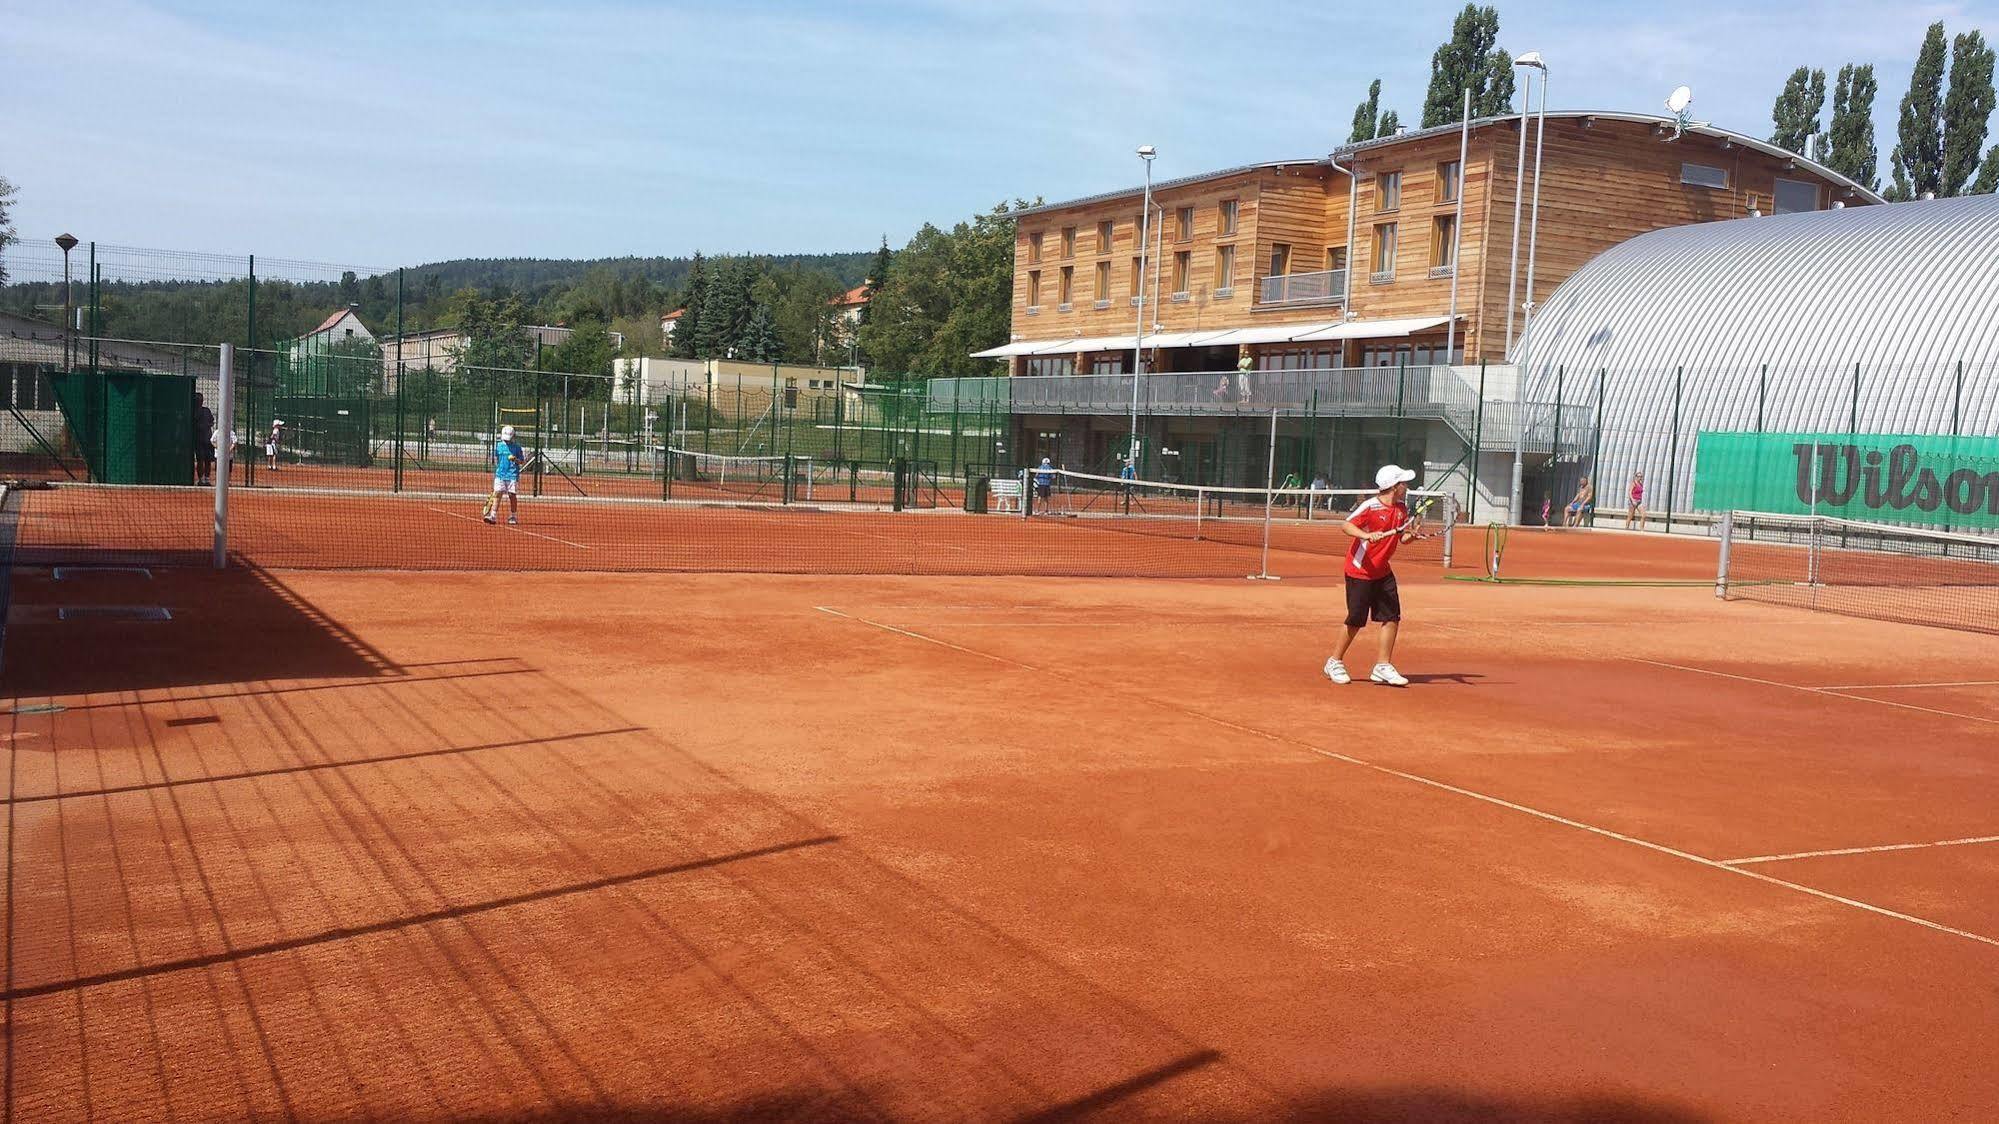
[{"x1": 402, "y1": 252, "x2": 876, "y2": 296}]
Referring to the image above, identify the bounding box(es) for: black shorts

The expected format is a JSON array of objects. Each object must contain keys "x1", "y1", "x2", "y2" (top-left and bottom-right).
[
  {"x1": 1034, "y1": 483, "x2": 1051, "y2": 499},
  {"x1": 1344, "y1": 572, "x2": 1400, "y2": 628},
  {"x1": 197, "y1": 441, "x2": 216, "y2": 466}
]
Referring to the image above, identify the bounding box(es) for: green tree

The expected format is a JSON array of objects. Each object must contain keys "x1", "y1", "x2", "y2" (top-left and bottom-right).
[
  {"x1": 0, "y1": 176, "x2": 20, "y2": 285},
  {"x1": 337, "y1": 270, "x2": 360, "y2": 306},
  {"x1": 670, "y1": 252, "x2": 707, "y2": 358},
  {"x1": 1349, "y1": 80, "x2": 1383, "y2": 144},
  {"x1": 1378, "y1": 109, "x2": 1401, "y2": 137},
  {"x1": 1943, "y1": 30, "x2": 1996, "y2": 195},
  {"x1": 696, "y1": 257, "x2": 756, "y2": 358},
  {"x1": 545, "y1": 317, "x2": 617, "y2": 378},
  {"x1": 1888, "y1": 22, "x2": 1948, "y2": 200},
  {"x1": 742, "y1": 305, "x2": 780, "y2": 362},
  {"x1": 1826, "y1": 64, "x2": 1880, "y2": 189},
  {"x1": 450, "y1": 293, "x2": 531, "y2": 378},
  {"x1": 1974, "y1": 148, "x2": 1999, "y2": 193},
  {"x1": 858, "y1": 200, "x2": 1030, "y2": 377},
  {"x1": 1769, "y1": 66, "x2": 1827, "y2": 156},
  {"x1": 1421, "y1": 4, "x2": 1515, "y2": 127}
]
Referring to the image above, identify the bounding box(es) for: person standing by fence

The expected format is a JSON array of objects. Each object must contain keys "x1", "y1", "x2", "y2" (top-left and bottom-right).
[
  {"x1": 193, "y1": 392, "x2": 216, "y2": 486},
  {"x1": 1624, "y1": 471, "x2": 1646, "y2": 530},
  {"x1": 483, "y1": 424, "x2": 526, "y2": 525}
]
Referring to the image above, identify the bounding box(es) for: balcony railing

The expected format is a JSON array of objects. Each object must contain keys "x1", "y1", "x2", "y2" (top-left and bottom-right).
[{"x1": 1259, "y1": 268, "x2": 1346, "y2": 307}]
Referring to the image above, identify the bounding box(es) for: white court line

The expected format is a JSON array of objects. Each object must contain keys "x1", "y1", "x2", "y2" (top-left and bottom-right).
[
  {"x1": 816, "y1": 609, "x2": 1999, "y2": 952},
  {"x1": 1722, "y1": 835, "x2": 1999, "y2": 866},
  {"x1": 428, "y1": 506, "x2": 593, "y2": 550},
  {"x1": 1814, "y1": 680, "x2": 1999, "y2": 692},
  {"x1": 1627, "y1": 658, "x2": 1999, "y2": 728}
]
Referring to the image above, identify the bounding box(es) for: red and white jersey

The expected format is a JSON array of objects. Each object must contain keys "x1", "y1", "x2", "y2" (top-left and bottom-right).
[{"x1": 1344, "y1": 496, "x2": 1407, "y2": 580}]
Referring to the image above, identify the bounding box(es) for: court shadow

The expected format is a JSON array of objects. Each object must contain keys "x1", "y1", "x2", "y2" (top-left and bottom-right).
[
  {"x1": 1405, "y1": 671, "x2": 1484, "y2": 686},
  {"x1": 2, "y1": 562, "x2": 398, "y2": 697},
  {"x1": 1272, "y1": 1086, "x2": 1711, "y2": 1122}
]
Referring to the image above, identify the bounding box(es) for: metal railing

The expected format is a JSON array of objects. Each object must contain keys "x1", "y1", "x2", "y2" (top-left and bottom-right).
[{"x1": 1258, "y1": 268, "x2": 1346, "y2": 307}]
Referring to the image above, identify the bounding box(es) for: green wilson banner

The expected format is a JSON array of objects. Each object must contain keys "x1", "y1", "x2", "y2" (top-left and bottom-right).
[{"x1": 1694, "y1": 432, "x2": 1999, "y2": 530}]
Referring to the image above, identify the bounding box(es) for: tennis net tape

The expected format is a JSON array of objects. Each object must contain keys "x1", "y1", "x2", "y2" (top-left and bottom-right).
[{"x1": 1716, "y1": 510, "x2": 1999, "y2": 634}]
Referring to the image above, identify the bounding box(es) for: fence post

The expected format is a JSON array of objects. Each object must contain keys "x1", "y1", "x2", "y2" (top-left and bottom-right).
[
  {"x1": 1552, "y1": 365, "x2": 1565, "y2": 500},
  {"x1": 1589, "y1": 369, "x2": 1605, "y2": 527},
  {"x1": 214, "y1": 342, "x2": 234, "y2": 569},
  {"x1": 1953, "y1": 360, "x2": 1963, "y2": 436},
  {"x1": 1468, "y1": 362, "x2": 1485, "y2": 521},
  {"x1": 1666, "y1": 366, "x2": 1682, "y2": 534},
  {"x1": 1394, "y1": 355, "x2": 1407, "y2": 466},
  {"x1": 1756, "y1": 364, "x2": 1767, "y2": 433},
  {"x1": 1849, "y1": 362, "x2": 1859, "y2": 436},
  {"x1": 393, "y1": 268, "x2": 405, "y2": 492}
]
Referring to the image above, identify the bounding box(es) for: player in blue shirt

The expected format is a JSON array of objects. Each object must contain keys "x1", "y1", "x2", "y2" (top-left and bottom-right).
[
  {"x1": 1032, "y1": 457, "x2": 1055, "y2": 513},
  {"x1": 483, "y1": 424, "x2": 526, "y2": 525}
]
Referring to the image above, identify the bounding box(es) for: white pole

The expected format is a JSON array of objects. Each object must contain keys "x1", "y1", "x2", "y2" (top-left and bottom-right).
[
  {"x1": 1343, "y1": 163, "x2": 1359, "y2": 321},
  {"x1": 213, "y1": 342, "x2": 233, "y2": 569},
  {"x1": 1445, "y1": 87, "x2": 1470, "y2": 359},
  {"x1": 1252, "y1": 407, "x2": 1281, "y2": 581},
  {"x1": 1503, "y1": 102, "x2": 1530, "y2": 357},
  {"x1": 1523, "y1": 70, "x2": 1549, "y2": 341},
  {"x1": 1130, "y1": 153, "x2": 1153, "y2": 468}
]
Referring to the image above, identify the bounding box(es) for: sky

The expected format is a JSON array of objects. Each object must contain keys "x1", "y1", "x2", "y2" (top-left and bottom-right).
[{"x1": 7, "y1": 0, "x2": 1999, "y2": 271}]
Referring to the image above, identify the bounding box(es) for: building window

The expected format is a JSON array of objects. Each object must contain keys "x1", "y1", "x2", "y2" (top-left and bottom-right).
[
  {"x1": 1255, "y1": 347, "x2": 1338, "y2": 371},
  {"x1": 1219, "y1": 199, "x2": 1239, "y2": 236},
  {"x1": 1059, "y1": 265, "x2": 1074, "y2": 306},
  {"x1": 1376, "y1": 171, "x2": 1402, "y2": 212},
  {"x1": 1215, "y1": 244, "x2": 1235, "y2": 292},
  {"x1": 1172, "y1": 251, "x2": 1191, "y2": 296},
  {"x1": 1269, "y1": 243, "x2": 1291, "y2": 276},
  {"x1": 1028, "y1": 232, "x2": 1043, "y2": 263},
  {"x1": 1431, "y1": 214, "x2": 1457, "y2": 269},
  {"x1": 1438, "y1": 160, "x2": 1461, "y2": 203},
  {"x1": 1061, "y1": 227, "x2": 1076, "y2": 258},
  {"x1": 1681, "y1": 162, "x2": 1728, "y2": 189},
  {"x1": 1177, "y1": 206, "x2": 1195, "y2": 241},
  {"x1": 1371, "y1": 223, "x2": 1397, "y2": 278},
  {"x1": 1773, "y1": 178, "x2": 1821, "y2": 214},
  {"x1": 1089, "y1": 356, "x2": 1125, "y2": 375},
  {"x1": 3, "y1": 365, "x2": 55, "y2": 411},
  {"x1": 1028, "y1": 270, "x2": 1041, "y2": 308},
  {"x1": 1326, "y1": 246, "x2": 1347, "y2": 272},
  {"x1": 1097, "y1": 220, "x2": 1114, "y2": 253},
  {"x1": 1131, "y1": 256, "x2": 1144, "y2": 301},
  {"x1": 1363, "y1": 342, "x2": 1464, "y2": 367},
  {"x1": 1095, "y1": 260, "x2": 1112, "y2": 301},
  {"x1": 1023, "y1": 357, "x2": 1076, "y2": 377}
]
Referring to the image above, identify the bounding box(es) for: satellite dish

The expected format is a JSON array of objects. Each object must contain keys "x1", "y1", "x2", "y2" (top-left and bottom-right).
[{"x1": 1665, "y1": 86, "x2": 1693, "y2": 114}]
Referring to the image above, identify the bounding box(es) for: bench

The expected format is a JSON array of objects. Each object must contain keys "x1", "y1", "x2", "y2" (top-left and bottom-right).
[{"x1": 989, "y1": 476, "x2": 1023, "y2": 513}]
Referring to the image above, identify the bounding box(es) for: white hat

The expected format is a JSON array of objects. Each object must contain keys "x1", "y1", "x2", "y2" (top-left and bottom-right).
[
  {"x1": 272, "y1": 419, "x2": 285, "y2": 426},
  {"x1": 1040, "y1": 456, "x2": 1052, "y2": 465},
  {"x1": 1374, "y1": 464, "x2": 1416, "y2": 490},
  {"x1": 500, "y1": 424, "x2": 516, "y2": 439}
]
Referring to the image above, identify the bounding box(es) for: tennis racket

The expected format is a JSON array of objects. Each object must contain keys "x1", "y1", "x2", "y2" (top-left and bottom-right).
[{"x1": 1383, "y1": 496, "x2": 1442, "y2": 540}]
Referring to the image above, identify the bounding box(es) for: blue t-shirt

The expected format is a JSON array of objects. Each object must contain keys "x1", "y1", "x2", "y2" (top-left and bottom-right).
[
  {"x1": 1120, "y1": 463, "x2": 1136, "y2": 480},
  {"x1": 1033, "y1": 464, "x2": 1054, "y2": 486},
  {"x1": 495, "y1": 440, "x2": 524, "y2": 481}
]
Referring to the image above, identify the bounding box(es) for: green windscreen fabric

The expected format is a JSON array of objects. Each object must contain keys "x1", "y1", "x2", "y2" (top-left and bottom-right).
[{"x1": 1693, "y1": 431, "x2": 1999, "y2": 530}]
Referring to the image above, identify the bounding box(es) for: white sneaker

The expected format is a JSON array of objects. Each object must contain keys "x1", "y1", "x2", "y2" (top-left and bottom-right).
[
  {"x1": 1370, "y1": 663, "x2": 1409, "y2": 687},
  {"x1": 1323, "y1": 658, "x2": 1351, "y2": 685}
]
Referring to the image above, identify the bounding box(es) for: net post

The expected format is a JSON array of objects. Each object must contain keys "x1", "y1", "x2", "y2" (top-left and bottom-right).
[
  {"x1": 1019, "y1": 467, "x2": 1031, "y2": 518},
  {"x1": 213, "y1": 342, "x2": 233, "y2": 570},
  {"x1": 782, "y1": 453, "x2": 794, "y2": 505},
  {"x1": 1714, "y1": 510, "x2": 1733, "y2": 599},
  {"x1": 1250, "y1": 407, "x2": 1280, "y2": 581},
  {"x1": 1468, "y1": 361, "x2": 1486, "y2": 522},
  {"x1": 1441, "y1": 499, "x2": 1455, "y2": 570}
]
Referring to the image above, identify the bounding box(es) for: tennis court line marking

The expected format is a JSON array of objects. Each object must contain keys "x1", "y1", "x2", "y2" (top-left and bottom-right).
[
  {"x1": 812, "y1": 606, "x2": 1033, "y2": 669},
  {"x1": 1719, "y1": 836, "x2": 1999, "y2": 866},
  {"x1": 1626, "y1": 658, "x2": 1999, "y2": 728},
  {"x1": 427, "y1": 506, "x2": 593, "y2": 550},
  {"x1": 1813, "y1": 680, "x2": 1999, "y2": 691},
  {"x1": 818, "y1": 609, "x2": 1999, "y2": 953}
]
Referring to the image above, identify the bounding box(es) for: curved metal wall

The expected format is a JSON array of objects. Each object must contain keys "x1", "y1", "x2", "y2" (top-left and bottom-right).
[{"x1": 1519, "y1": 195, "x2": 1999, "y2": 515}]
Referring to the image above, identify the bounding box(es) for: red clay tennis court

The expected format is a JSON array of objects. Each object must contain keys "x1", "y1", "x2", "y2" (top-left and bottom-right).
[{"x1": 6, "y1": 486, "x2": 1999, "y2": 1120}]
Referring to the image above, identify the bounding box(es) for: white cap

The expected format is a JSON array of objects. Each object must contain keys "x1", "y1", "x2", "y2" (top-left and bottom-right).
[
  {"x1": 1374, "y1": 464, "x2": 1416, "y2": 490},
  {"x1": 272, "y1": 419, "x2": 284, "y2": 426},
  {"x1": 500, "y1": 425, "x2": 516, "y2": 439},
  {"x1": 1040, "y1": 456, "x2": 1052, "y2": 465}
]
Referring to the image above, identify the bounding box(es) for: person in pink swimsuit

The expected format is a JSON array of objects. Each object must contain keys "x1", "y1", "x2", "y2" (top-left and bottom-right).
[{"x1": 1624, "y1": 471, "x2": 1646, "y2": 529}]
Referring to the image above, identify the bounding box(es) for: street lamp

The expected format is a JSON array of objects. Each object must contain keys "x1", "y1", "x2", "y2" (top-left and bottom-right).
[
  {"x1": 1507, "y1": 51, "x2": 1549, "y2": 524},
  {"x1": 55, "y1": 233, "x2": 78, "y2": 371},
  {"x1": 1130, "y1": 144, "x2": 1157, "y2": 471}
]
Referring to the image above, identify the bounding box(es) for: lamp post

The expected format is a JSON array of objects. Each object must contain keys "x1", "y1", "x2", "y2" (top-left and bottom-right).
[
  {"x1": 1508, "y1": 51, "x2": 1549, "y2": 524},
  {"x1": 55, "y1": 233, "x2": 78, "y2": 370},
  {"x1": 1130, "y1": 144, "x2": 1156, "y2": 471}
]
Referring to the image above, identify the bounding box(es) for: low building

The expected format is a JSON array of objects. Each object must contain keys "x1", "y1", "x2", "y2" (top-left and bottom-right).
[
  {"x1": 291, "y1": 308, "x2": 375, "y2": 354},
  {"x1": 660, "y1": 308, "x2": 687, "y2": 342}
]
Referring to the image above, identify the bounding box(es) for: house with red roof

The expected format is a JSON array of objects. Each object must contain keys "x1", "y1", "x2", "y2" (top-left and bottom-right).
[
  {"x1": 829, "y1": 285, "x2": 869, "y2": 328},
  {"x1": 660, "y1": 307, "x2": 687, "y2": 342},
  {"x1": 292, "y1": 307, "x2": 375, "y2": 353}
]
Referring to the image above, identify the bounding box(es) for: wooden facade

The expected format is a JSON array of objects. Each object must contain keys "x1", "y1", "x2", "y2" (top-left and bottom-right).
[{"x1": 1004, "y1": 115, "x2": 1875, "y2": 374}]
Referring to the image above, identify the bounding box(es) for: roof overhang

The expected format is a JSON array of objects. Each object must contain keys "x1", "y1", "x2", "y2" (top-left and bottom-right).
[
  {"x1": 969, "y1": 317, "x2": 1457, "y2": 360},
  {"x1": 1013, "y1": 159, "x2": 1332, "y2": 218}
]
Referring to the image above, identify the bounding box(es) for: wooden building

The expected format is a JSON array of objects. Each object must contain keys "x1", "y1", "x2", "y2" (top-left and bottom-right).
[{"x1": 981, "y1": 113, "x2": 1881, "y2": 376}]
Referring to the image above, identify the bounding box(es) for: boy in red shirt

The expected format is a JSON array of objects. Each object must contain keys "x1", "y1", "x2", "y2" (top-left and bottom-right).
[{"x1": 1324, "y1": 464, "x2": 1422, "y2": 687}]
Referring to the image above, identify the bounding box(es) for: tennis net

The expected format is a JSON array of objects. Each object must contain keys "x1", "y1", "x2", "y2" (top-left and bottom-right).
[
  {"x1": 1023, "y1": 468, "x2": 1457, "y2": 571},
  {"x1": 663, "y1": 448, "x2": 806, "y2": 502},
  {"x1": 1716, "y1": 511, "x2": 1999, "y2": 634}
]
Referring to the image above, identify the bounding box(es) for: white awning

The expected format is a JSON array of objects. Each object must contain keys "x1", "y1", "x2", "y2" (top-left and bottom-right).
[
  {"x1": 969, "y1": 338, "x2": 1076, "y2": 358},
  {"x1": 1066, "y1": 334, "x2": 1140, "y2": 352},
  {"x1": 1137, "y1": 329, "x2": 1235, "y2": 349},
  {"x1": 1198, "y1": 322, "x2": 1346, "y2": 347},
  {"x1": 1289, "y1": 315, "x2": 1457, "y2": 342}
]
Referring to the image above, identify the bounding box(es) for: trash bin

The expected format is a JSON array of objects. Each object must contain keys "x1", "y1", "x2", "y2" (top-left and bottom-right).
[{"x1": 965, "y1": 475, "x2": 989, "y2": 514}]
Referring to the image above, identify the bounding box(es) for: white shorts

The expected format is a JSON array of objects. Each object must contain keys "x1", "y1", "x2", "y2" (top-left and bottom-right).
[
  {"x1": 492, "y1": 478, "x2": 518, "y2": 495},
  {"x1": 264, "y1": 442, "x2": 277, "y2": 456}
]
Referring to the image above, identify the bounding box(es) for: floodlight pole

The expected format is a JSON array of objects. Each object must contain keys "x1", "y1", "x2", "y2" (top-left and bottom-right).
[
  {"x1": 214, "y1": 342, "x2": 233, "y2": 569},
  {"x1": 1508, "y1": 52, "x2": 1549, "y2": 524},
  {"x1": 55, "y1": 234, "x2": 78, "y2": 370},
  {"x1": 1445, "y1": 89, "x2": 1469, "y2": 359},
  {"x1": 1129, "y1": 146, "x2": 1156, "y2": 471}
]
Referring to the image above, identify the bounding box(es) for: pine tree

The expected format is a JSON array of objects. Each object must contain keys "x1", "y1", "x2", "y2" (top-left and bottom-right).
[
  {"x1": 1942, "y1": 30, "x2": 1996, "y2": 195},
  {"x1": 671, "y1": 252, "x2": 707, "y2": 358},
  {"x1": 1889, "y1": 22, "x2": 1949, "y2": 200},
  {"x1": 1769, "y1": 67, "x2": 1827, "y2": 156},
  {"x1": 1826, "y1": 64, "x2": 1880, "y2": 190},
  {"x1": 1378, "y1": 110, "x2": 1401, "y2": 138},
  {"x1": 0, "y1": 176, "x2": 15, "y2": 285},
  {"x1": 1976, "y1": 146, "x2": 1999, "y2": 194},
  {"x1": 695, "y1": 256, "x2": 746, "y2": 359},
  {"x1": 743, "y1": 305, "x2": 780, "y2": 362},
  {"x1": 1349, "y1": 80, "x2": 1382, "y2": 144},
  {"x1": 1421, "y1": 4, "x2": 1514, "y2": 127}
]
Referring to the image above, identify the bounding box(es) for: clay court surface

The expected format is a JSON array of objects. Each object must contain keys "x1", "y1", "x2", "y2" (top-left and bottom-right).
[{"x1": 5, "y1": 524, "x2": 1999, "y2": 1121}]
